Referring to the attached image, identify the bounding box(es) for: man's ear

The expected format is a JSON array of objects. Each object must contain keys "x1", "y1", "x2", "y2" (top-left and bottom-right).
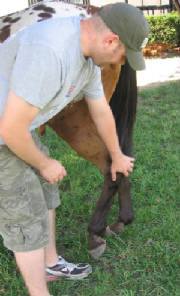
[{"x1": 103, "y1": 33, "x2": 119, "y2": 49}]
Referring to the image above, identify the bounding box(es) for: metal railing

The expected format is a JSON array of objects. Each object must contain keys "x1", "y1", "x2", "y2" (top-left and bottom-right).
[
  {"x1": 28, "y1": 0, "x2": 90, "y2": 6},
  {"x1": 28, "y1": 0, "x2": 177, "y2": 14},
  {"x1": 138, "y1": 4, "x2": 174, "y2": 15}
]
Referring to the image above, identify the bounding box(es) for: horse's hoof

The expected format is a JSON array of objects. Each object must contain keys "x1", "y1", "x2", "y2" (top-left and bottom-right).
[
  {"x1": 89, "y1": 235, "x2": 106, "y2": 259},
  {"x1": 106, "y1": 222, "x2": 124, "y2": 236},
  {"x1": 90, "y1": 241, "x2": 106, "y2": 259}
]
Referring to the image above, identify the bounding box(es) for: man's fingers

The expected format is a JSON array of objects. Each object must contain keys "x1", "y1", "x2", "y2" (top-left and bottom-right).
[
  {"x1": 130, "y1": 157, "x2": 135, "y2": 162},
  {"x1": 112, "y1": 169, "x2": 129, "y2": 180},
  {"x1": 111, "y1": 155, "x2": 136, "y2": 180},
  {"x1": 124, "y1": 171, "x2": 129, "y2": 177},
  {"x1": 48, "y1": 167, "x2": 67, "y2": 184},
  {"x1": 128, "y1": 167, "x2": 133, "y2": 173},
  {"x1": 62, "y1": 167, "x2": 67, "y2": 176},
  {"x1": 58, "y1": 169, "x2": 67, "y2": 182},
  {"x1": 111, "y1": 169, "x2": 116, "y2": 181}
]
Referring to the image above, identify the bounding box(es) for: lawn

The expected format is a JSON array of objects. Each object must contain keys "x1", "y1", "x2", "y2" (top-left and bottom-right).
[{"x1": 0, "y1": 81, "x2": 179, "y2": 296}]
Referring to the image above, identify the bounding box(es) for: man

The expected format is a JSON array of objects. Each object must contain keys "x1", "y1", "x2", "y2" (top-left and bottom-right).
[{"x1": 0, "y1": 2, "x2": 149, "y2": 296}]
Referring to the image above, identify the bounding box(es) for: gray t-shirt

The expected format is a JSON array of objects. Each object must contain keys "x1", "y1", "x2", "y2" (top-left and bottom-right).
[{"x1": 0, "y1": 16, "x2": 104, "y2": 145}]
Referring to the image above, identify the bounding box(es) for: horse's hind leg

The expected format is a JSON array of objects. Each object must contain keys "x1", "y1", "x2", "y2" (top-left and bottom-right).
[
  {"x1": 118, "y1": 177, "x2": 134, "y2": 225},
  {"x1": 106, "y1": 176, "x2": 134, "y2": 236},
  {"x1": 88, "y1": 172, "x2": 118, "y2": 259}
]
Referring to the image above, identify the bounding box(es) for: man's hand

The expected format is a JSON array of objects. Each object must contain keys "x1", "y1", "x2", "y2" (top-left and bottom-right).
[
  {"x1": 111, "y1": 153, "x2": 135, "y2": 180},
  {"x1": 40, "y1": 158, "x2": 67, "y2": 184}
]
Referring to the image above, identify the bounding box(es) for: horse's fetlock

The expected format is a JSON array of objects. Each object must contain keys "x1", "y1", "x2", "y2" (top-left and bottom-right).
[
  {"x1": 119, "y1": 210, "x2": 134, "y2": 225},
  {"x1": 88, "y1": 233, "x2": 105, "y2": 250}
]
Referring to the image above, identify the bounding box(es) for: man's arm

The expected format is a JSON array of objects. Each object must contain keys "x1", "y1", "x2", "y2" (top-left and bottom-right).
[
  {"x1": 0, "y1": 91, "x2": 66, "y2": 184},
  {"x1": 85, "y1": 95, "x2": 135, "y2": 180}
]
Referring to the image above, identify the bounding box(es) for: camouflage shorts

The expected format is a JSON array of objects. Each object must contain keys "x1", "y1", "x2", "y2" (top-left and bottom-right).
[{"x1": 0, "y1": 131, "x2": 60, "y2": 252}]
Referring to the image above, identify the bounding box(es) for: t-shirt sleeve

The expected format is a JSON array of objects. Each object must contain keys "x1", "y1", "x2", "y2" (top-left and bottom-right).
[
  {"x1": 83, "y1": 66, "x2": 104, "y2": 99},
  {"x1": 10, "y1": 43, "x2": 61, "y2": 109}
]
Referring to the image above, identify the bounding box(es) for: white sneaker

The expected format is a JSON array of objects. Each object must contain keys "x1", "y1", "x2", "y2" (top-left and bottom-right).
[{"x1": 46, "y1": 256, "x2": 92, "y2": 281}]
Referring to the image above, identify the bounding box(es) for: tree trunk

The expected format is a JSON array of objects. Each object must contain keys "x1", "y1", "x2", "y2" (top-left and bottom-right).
[{"x1": 173, "y1": 0, "x2": 180, "y2": 16}]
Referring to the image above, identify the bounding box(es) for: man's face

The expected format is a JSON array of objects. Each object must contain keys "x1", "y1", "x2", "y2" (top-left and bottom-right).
[{"x1": 91, "y1": 39, "x2": 126, "y2": 67}]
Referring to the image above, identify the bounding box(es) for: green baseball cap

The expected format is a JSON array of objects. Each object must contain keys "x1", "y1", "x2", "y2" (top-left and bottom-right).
[{"x1": 98, "y1": 3, "x2": 149, "y2": 70}]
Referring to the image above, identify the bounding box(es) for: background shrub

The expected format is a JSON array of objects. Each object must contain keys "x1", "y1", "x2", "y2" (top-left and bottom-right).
[{"x1": 145, "y1": 11, "x2": 180, "y2": 46}]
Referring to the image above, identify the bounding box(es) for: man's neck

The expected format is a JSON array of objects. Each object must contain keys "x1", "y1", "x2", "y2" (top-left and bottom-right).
[{"x1": 80, "y1": 18, "x2": 94, "y2": 58}]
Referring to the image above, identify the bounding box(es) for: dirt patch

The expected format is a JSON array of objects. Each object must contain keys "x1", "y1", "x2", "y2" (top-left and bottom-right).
[{"x1": 143, "y1": 42, "x2": 180, "y2": 58}]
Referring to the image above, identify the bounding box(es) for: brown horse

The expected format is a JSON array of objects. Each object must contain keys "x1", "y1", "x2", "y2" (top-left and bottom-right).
[{"x1": 0, "y1": 0, "x2": 137, "y2": 258}]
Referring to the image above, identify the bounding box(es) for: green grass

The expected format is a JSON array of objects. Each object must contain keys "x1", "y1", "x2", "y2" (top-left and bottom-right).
[{"x1": 0, "y1": 81, "x2": 180, "y2": 296}]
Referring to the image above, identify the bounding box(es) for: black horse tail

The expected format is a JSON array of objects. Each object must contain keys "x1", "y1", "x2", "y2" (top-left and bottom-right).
[{"x1": 109, "y1": 60, "x2": 137, "y2": 156}]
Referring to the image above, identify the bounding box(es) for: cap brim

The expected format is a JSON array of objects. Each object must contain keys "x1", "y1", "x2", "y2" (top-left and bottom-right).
[{"x1": 126, "y1": 48, "x2": 146, "y2": 71}]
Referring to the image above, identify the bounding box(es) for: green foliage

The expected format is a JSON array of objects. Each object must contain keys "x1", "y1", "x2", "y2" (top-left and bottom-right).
[{"x1": 145, "y1": 12, "x2": 180, "y2": 46}]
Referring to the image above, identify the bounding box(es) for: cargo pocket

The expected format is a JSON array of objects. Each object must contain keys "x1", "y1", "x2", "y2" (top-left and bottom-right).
[{"x1": 2, "y1": 217, "x2": 50, "y2": 252}]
